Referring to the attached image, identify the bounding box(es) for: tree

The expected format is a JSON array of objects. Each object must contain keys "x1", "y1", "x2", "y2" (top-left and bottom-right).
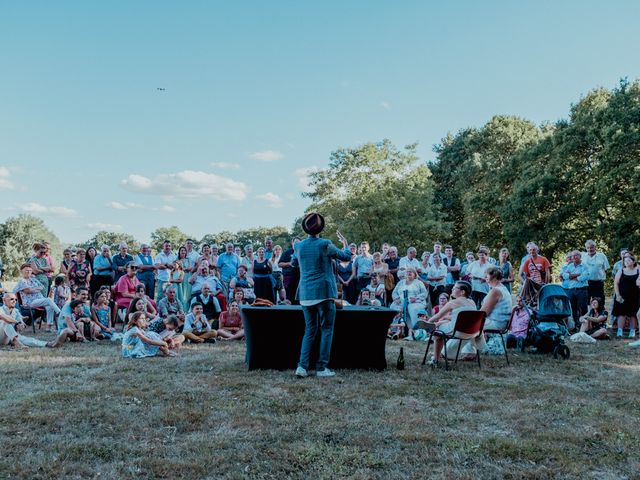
[
  {"x1": 150, "y1": 226, "x2": 189, "y2": 253},
  {"x1": 304, "y1": 139, "x2": 449, "y2": 252},
  {"x1": 0, "y1": 215, "x2": 63, "y2": 278},
  {"x1": 80, "y1": 231, "x2": 140, "y2": 253},
  {"x1": 199, "y1": 227, "x2": 293, "y2": 251}
]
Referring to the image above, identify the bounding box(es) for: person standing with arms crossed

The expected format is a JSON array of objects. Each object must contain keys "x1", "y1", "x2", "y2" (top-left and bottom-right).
[{"x1": 292, "y1": 213, "x2": 351, "y2": 378}]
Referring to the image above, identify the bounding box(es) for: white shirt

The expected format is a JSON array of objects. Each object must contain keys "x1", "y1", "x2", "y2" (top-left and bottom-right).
[
  {"x1": 467, "y1": 261, "x2": 491, "y2": 294},
  {"x1": 398, "y1": 256, "x2": 422, "y2": 279},
  {"x1": 154, "y1": 251, "x2": 178, "y2": 282},
  {"x1": 581, "y1": 251, "x2": 610, "y2": 281},
  {"x1": 183, "y1": 313, "x2": 211, "y2": 333}
]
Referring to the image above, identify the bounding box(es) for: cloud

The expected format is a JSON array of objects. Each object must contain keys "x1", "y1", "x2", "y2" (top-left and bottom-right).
[
  {"x1": 249, "y1": 150, "x2": 284, "y2": 162},
  {"x1": 380, "y1": 101, "x2": 391, "y2": 110},
  {"x1": 211, "y1": 162, "x2": 241, "y2": 170},
  {"x1": 294, "y1": 166, "x2": 320, "y2": 193},
  {"x1": 256, "y1": 192, "x2": 283, "y2": 208},
  {"x1": 0, "y1": 167, "x2": 14, "y2": 190},
  {"x1": 158, "y1": 205, "x2": 176, "y2": 212},
  {"x1": 106, "y1": 201, "x2": 144, "y2": 210},
  {"x1": 120, "y1": 170, "x2": 248, "y2": 201},
  {"x1": 86, "y1": 223, "x2": 123, "y2": 231},
  {"x1": 18, "y1": 203, "x2": 78, "y2": 217}
]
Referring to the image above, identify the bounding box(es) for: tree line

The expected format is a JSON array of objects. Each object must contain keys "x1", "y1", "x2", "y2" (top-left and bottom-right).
[{"x1": 1, "y1": 79, "x2": 637, "y2": 278}]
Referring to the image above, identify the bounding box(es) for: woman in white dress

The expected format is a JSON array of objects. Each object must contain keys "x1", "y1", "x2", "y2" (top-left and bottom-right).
[{"x1": 391, "y1": 267, "x2": 428, "y2": 334}]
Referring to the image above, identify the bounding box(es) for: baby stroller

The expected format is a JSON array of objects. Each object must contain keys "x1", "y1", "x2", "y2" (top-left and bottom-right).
[{"x1": 525, "y1": 283, "x2": 571, "y2": 359}]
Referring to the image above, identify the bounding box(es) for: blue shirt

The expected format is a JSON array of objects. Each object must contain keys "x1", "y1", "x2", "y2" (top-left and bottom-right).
[
  {"x1": 217, "y1": 253, "x2": 240, "y2": 282},
  {"x1": 93, "y1": 254, "x2": 113, "y2": 276},
  {"x1": 561, "y1": 263, "x2": 589, "y2": 289},
  {"x1": 354, "y1": 254, "x2": 374, "y2": 278}
]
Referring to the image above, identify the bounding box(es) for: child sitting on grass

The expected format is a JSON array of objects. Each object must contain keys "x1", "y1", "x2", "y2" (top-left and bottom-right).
[{"x1": 122, "y1": 311, "x2": 176, "y2": 358}]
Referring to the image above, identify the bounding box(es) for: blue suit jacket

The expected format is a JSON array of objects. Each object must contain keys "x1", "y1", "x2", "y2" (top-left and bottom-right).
[{"x1": 291, "y1": 237, "x2": 352, "y2": 301}]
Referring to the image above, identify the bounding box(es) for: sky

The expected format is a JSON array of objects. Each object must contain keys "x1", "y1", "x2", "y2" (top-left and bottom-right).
[{"x1": 1, "y1": 1, "x2": 639, "y2": 244}]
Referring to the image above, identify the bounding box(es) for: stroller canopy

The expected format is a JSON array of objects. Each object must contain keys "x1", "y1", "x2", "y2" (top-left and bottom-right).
[{"x1": 536, "y1": 284, "x2": 572, "y2": 319}]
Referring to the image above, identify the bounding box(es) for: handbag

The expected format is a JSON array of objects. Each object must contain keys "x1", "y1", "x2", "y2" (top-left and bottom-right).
[{"x1": 384, "y1": 273, "x2": 395, "y2": 290}]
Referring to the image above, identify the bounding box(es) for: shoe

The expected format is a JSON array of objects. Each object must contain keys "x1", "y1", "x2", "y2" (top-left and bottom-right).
[
  {"x1": 426, "y1": 356, "x2": 438, "y2": 369},
  {"x1": 628, "y1": 339, "x2": 640, "y2": 347},
  {"x1": 316, "y1": 368, "x2": 336, "y2": 377},
  {"x1": 295, "y1": 367, "x2": 308, "y2": 378},
  {"x1": 403, "y1": 336, "x2": 413, "y2": 341},
  {"x1": 205, "y1": 338, "x2": 217, "y2": 344},
  {"x1": 617, "y1": 328, "x2": 623, "y2": 337},
  {"x1": 629, "y1": 329, "x2": 636, "y2": 338}
]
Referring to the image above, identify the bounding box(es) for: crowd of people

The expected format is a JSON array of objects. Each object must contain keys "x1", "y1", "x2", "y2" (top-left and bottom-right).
[{"x1": 1, "y1": 235, "x2": 639, "y2": 360}]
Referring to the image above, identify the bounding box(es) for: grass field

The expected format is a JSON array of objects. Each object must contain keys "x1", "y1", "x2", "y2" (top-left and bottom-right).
[{"x1": 1, "y1": 332, "x2": 639, "y2": 480}]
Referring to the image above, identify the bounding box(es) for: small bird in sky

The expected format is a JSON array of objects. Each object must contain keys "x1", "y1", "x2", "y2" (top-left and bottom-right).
[{"x1": 157, "y1": 87, "x2": 166, "y2": 91}]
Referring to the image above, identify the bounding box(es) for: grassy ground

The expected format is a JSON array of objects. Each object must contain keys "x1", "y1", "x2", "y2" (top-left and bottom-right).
[{"x1": 1, "y1": 332, "x2": 639, "y2": 480}]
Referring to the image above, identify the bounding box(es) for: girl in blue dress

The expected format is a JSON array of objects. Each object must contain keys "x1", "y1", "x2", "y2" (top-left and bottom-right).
[
  {"x1": 122, "y1": 311, "x2": 176, "y2": 358},
  {"x1": 178, "y1": 247, "x2": 193, "y2": 310}
]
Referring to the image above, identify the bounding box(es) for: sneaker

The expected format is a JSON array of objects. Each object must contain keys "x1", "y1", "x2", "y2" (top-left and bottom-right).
[
  {"x1": 316, "y1": 368, "x2": 336, "y2": 377},
  {"x1": 629, "y1": 329, "x2": 636, "y2": 338},
  {"x1": 295, "y1": 366, "x2": 308, "y2": 378},
  {"x1": 205, "y1": 338, "x2": 217, "y2": 344},
  {"x1": 617, "y1": 328, "x2": 623, "y2": 337},
  {"x1": 426, "y1": 356, "x2": 438, "y2": 369},
  {"x1": 628, "y1": 339, "x2": 640, "y2": 347}
]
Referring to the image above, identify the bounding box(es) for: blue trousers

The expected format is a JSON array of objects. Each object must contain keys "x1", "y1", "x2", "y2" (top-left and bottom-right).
[{"x1": 298, "y1": 300, "x2": 336, "y2": 371}]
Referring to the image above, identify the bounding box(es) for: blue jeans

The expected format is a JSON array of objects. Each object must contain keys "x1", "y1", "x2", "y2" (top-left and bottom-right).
[{"x1": 298, "y1": 300, "x2": 336, "y2": 371}]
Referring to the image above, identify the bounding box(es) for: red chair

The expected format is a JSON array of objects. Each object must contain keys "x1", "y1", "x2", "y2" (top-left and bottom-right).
[
  {"x1": 16, "y1": 291, "x2": 47, "y2": 333},
  {"x1": 484, "y1": 311, "x2": 515, "y2": 365},
  {"x1": 422, "y1": 310, "x2": 487, "y2": 370}
]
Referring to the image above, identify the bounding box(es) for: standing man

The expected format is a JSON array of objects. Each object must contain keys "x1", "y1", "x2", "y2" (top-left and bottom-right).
[
  {"x1": 279, "y1": 237, "x2": 301, "y2": 305},
  {"x1": 112, "y1": 242, "x2": 133, "y2": 284},
  {"x1": 442, "y1": 245, "x2": 461, "y2": 295},
  {"x1": 292, "y1": 213, "x2": 351, "y2": 378},
  {"x1": 561, "y1": 250, "x2": 590, "y2": 330},
  {"x1": 184, "y1": 239, "x2": 201, "y2": 267},
  {"x1": 134, "y1": 244, "x2": 156, "y2": 301},
  {"x1": 217, "y1": 243, "x2": 240, "y2": 294},
  {"x1": 154, "y1": 240, "x2": 178, "y2": 302},
  {"x1": 352, "y1": 241, "x2": 373, "y2": 296},
  {"x1": 582, "y1": 240, "x2": 610, "y2": 303},
  {"x1": 264, "y1": 236, "x2": 274, "y2": 261}
]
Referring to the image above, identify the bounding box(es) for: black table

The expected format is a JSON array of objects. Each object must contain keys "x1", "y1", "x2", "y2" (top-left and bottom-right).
[{"x1": 241, "y1": 305, "x2": 396, "y2": 371}]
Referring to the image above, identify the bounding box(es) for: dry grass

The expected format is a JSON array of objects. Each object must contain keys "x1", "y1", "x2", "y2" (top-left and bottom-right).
[{"x1": 1, "y1": 333, "x2": 639, "y2": 479}]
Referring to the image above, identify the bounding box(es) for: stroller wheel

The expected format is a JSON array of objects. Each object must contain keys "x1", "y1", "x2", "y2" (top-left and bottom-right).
[{"x1": 560, "y1": 345, "x2": 570, "y2": 360}]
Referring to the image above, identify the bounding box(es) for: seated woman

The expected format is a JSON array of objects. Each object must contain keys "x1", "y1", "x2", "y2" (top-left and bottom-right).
[
  {"x1": 134, "y1": 284, "x2": 158, "y2": 316},
  {"x1": 433, "y1": 293, "x2": 449, "y2": 315},
  {"x1": 480, "y1": 266, "x2": 513, "y2": 331},
  {"x1": 232, "y1": 287, "x2": 250, "y2": 306},
  {"x1": 391, "y1": 267, "x2": 429, "y2": 335},
  {"x1": 122, "y1": 311, "x2": 176, "y2": 358},
  {"x1": 217, "y1": 301, "x2": 245, "y2": 340},
  {"x1": 364, "y1": 273, "x2": 386, "y2": 305},
  {"x1": 579, "y1": 297, "x2": 609, "y2": 339},
  {"x1": 126, "y1": 297, "x2": 158, "y2": 327},
  {"x1": 424, "y1": 280, "x2": 476, "y2": 365},
  {"x1": 357, "y1": 289, "x2": 381, "y2": 307},
  {"x1": 229, "y1": 265, "x2": 255, "y2": 302}
]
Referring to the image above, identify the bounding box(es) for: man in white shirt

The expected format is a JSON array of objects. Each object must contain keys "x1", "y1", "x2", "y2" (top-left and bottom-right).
[
  {"x1": 154, "y1": 240, "x2": 178, "y2": 302},
  {"x1": 581, "y1": 239, "x2": 610, "y2": 302},
  {"x1": 0, "y1": 293, "x2": 70, "y2": 347},
  {"x1": 398, "y1": 247, "x2": 422, "y2": 280},
  {"x1": 184, "y1": 239, "x2": 201, "y2": 266}
]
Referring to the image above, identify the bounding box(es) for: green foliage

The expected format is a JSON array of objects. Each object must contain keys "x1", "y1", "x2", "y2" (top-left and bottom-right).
[
  {"x1": 79, "y1": 231, "x2": 140, "y2": 253},
  {"x1": 200, "y1": 227, "x2": 293, "y2": 250},
  {"x1": 304, "y1": 139, "x2": 450, "y2": 252},
  {"x1": 0, "y1": 215, "x2": 63, "y2": 278},
  {"x1": 432, "y1": 80, "x2": 640, "y2": 262},
  {"x1": 150, "y1": 226, "x2": 189, "y2": 253}
]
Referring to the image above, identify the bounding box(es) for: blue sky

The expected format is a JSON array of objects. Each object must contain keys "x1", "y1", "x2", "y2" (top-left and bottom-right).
[{"x1": 1, "y1": 1, "x2": 639, "y2": 244}]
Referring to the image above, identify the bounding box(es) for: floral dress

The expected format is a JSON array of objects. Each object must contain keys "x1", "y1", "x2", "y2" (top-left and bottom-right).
[
  {"x1": 94, "y1": 304, "x2": 113, "y2": 339},
  {"x1": 122, "y1": 326, "x2": 162, "y2": 358}
]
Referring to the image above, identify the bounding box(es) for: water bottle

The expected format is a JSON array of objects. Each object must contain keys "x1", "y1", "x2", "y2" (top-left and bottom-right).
[{"x1": 396, "y1": 347, "x2": 405, "y2": 370}]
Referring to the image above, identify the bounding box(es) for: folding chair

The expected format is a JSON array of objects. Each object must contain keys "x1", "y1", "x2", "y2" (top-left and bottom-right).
[
  {"x1": 16, "y1": 291, "x2": 47, "y2": 333},
  {"x1": 422, "y1": 310, "x2": 487, "y2": 370},
  {"x1": 484, "y1": 311, "x2": 514, "y2": 366}
]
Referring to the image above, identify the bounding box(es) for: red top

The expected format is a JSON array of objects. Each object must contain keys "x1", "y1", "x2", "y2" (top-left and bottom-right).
[
  {"x1": 114, "y1": 274, "x2": 140, "y2": 309},
  {"x1": 219, "y1": 311, "x2": 243, "y2": 330}
]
